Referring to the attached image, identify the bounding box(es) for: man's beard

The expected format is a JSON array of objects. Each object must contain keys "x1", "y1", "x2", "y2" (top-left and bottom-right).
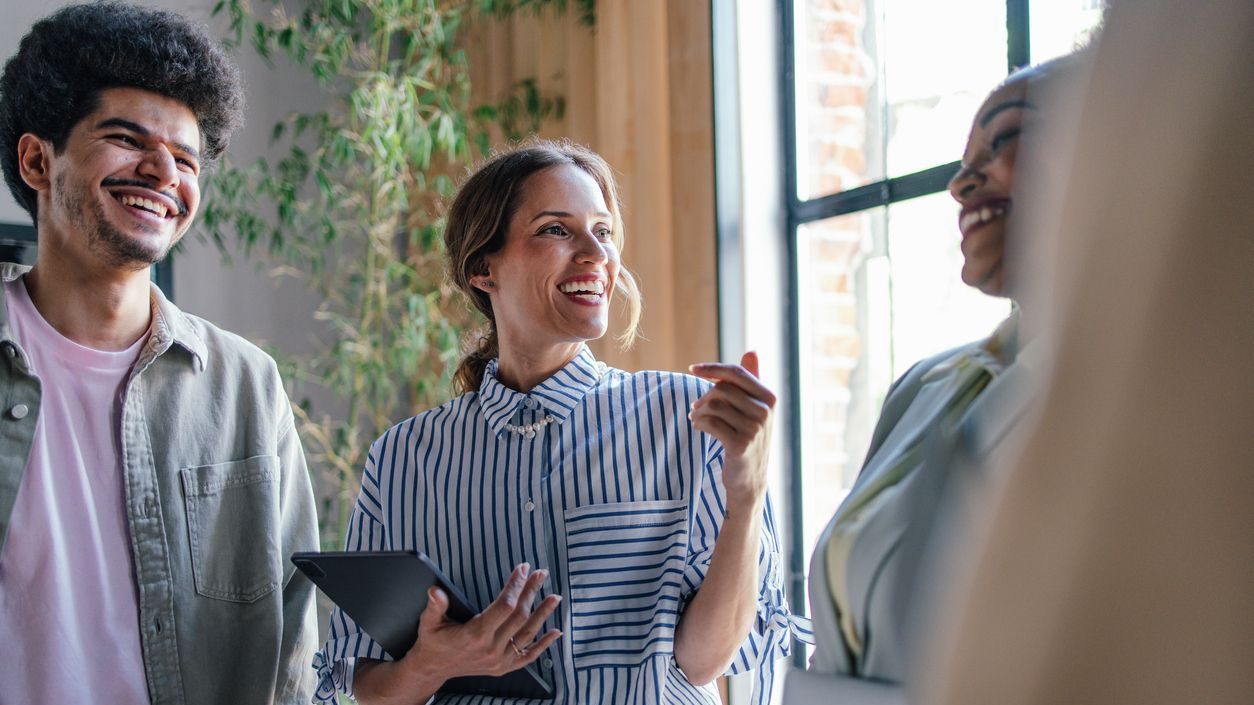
[{"x1": 55, "y1": 173, "x2": 176, "y2": 270}]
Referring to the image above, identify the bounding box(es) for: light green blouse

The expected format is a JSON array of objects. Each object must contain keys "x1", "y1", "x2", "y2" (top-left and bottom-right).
[{"x1": 824, "y1": 313, "x2": 1019, "y2": 661}]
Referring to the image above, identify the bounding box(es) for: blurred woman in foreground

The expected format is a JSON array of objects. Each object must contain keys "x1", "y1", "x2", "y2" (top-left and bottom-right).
[{"x1": 786, "y1": 53, "x2": 1086, "y2": 705}]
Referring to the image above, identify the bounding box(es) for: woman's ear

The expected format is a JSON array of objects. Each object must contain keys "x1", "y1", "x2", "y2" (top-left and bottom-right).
[
  {"x1": 469, "y1": 256, "x2": 497, "y2": 293},
  {"x1": 17, "y1": 134, "x2": 52, "y2": 192},
  {"x1": 470, "y1": 274, "x2": 496, "y2": 293}
]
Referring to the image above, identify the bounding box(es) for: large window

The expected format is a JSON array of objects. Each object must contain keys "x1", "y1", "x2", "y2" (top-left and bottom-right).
[{"x1": 782, "y1": 0, "x2": 1103, "y2": 648}]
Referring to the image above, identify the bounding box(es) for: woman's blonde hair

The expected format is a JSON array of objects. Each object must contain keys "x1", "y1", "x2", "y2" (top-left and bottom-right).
[{"x1": 446, "y1": 139, "x2": 642, "y2": 395}]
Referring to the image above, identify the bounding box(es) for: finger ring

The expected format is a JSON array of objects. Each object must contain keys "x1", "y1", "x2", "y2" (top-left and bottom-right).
[{"x1": 508, "y1": 637, "x2": 525, "y2": 657}]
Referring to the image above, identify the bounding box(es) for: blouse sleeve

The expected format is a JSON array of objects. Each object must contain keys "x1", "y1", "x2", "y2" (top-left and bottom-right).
[
  {"x1": 683, "y1": 439, "x2": 814, "y2": 704},
  {"x1": 312, "y1": 440, "x2": 393, "y2": 703}
]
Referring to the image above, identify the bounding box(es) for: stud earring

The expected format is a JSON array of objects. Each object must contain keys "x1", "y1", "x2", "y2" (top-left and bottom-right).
[{"x1": 484, "y1": 280, "x2": 495, "y2": 288}]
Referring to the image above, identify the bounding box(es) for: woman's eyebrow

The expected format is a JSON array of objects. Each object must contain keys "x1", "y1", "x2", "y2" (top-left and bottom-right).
[
  {"x1": 528, "y1": 209, "x2": 612, "y2": 223},
  {"x1": 979, "y1": 99, "x2": 1036, "y2": 128}
]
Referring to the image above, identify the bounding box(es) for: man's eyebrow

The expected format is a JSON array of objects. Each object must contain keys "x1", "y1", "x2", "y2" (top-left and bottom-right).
[
  {"x1": 528, "y1": 210, "x2": 613, "y2": 223},
  {"x1": 979, "y1": 99, "x2": 1035, "y2": 128},
  {"x1": 95, "y1": 117, "x2": 201, "y2": 162}
]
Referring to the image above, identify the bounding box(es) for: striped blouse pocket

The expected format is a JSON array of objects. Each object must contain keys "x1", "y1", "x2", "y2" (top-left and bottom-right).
[{"x1": 564, "y1": 499, "x2": 689, "y2": 670}]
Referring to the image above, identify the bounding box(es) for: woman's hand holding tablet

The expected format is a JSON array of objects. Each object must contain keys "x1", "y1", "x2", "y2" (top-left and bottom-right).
[{"x1": 354, "y1": 563, "x2": 561, "y2": 703}]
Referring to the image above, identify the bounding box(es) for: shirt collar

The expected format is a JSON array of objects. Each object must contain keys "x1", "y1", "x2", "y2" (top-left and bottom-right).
[
  {"x1": 0, "y1": 263, "x2": 205, "y2": 370},
  {"x1": 478, "y1": 345, "x2": 606, "y2": 438},
  {"x1": 923, "y1": 309, "x2": 1021, "y2": 383},
  {"x1": 147, "y1": 282, "x2": 207, "y2": 371},
  {"x1": 0, "y1": 262, "x2": 23, "y2": 345}
]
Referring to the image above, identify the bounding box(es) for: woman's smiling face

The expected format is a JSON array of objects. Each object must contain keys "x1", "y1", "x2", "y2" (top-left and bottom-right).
[
  {"x1": 947, "y1": 76, "x2": 1038, "y2": 297},
  {"x1": 475, "y1": 164, "x2": 621, "y2": 353}
]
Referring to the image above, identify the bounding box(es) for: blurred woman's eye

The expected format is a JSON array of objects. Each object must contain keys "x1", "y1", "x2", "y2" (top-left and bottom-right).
[
  {"x1": 596, "y1": 227, "x2": 613, "y2": 241},
  {"x1": 539, "y1": 223, "x2": 567, "y2": 236},
  {"x1": 991, "y1": 128, "x2": 1021, "y2": 152}
]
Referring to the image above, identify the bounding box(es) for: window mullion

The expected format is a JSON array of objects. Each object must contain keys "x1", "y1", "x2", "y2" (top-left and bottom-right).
[{"x1": 1008, "y1": 0, "x2": 1031, "y2": 70}]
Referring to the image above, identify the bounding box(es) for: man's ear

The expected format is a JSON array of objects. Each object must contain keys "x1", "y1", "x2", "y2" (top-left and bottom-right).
[{"x1": 16, "y1": 134, "x2": 52, "y2": 192}]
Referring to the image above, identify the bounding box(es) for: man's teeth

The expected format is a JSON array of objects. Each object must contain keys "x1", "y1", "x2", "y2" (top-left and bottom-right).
[
  {"x1": 558, "y1": 280, "x2": 605, "y2": 295},
  {"x1": 117, "y1": 194, "x2": 168, "y2": 218},
  {"x1": 960, "y1": 204, "x2": 1007, "y2": 232}
]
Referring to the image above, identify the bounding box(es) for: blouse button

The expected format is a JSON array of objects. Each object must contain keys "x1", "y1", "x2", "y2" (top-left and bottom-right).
[
  {"x1": 8, "y1": 403, "x2": 29, "y2": 420},
  {"x1": 524, "y1": 398, "x2": 538, "y2": 410},
  {"x1": 542, "y1": 657, "x2": 554, "y2": 669},
  {"x1": 524, "y1": 499, "x2": 535, "y2": 512}
]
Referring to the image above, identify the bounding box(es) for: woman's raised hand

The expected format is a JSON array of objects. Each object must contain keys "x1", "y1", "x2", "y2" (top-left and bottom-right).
[
  {"x1": 354, "y1": 563, "x2": 561, "y2": 704},
  {"x1": 689, "y1": 351, "x2": 776, "y2": 509}
]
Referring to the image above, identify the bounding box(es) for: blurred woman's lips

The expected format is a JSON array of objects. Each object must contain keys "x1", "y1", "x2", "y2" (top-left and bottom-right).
[{"x1": 958, "y1": 199, "x2": 1011, "y2": 236}]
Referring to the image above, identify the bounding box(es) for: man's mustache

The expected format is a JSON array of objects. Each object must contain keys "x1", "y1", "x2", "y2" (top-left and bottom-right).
[{"x1": 100, "y1": 177, "x2": 189, "y2": 216}]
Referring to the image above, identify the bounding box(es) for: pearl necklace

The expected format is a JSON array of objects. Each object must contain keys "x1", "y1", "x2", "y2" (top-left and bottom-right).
[
  {"x1": 504, "y1": 414, "x2": 557, "y2": 439},
  {"x1": 500, "y1": 361, "x2": 608, "y2": 439}
]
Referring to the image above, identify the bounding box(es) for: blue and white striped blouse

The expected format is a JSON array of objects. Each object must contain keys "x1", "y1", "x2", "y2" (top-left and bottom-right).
[{"x1": 313, "y1": 345, "x2": 802, "y2": 704}]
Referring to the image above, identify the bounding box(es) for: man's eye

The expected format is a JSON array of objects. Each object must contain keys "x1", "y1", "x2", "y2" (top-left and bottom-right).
[{"x1": 110, "y1": 134, "x2": 141, "y2": 147}]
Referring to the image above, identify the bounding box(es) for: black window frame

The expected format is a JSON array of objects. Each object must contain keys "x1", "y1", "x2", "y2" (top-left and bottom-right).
[{"x1": 779, "y1": 0, "x2": 1031, "y2": 663}]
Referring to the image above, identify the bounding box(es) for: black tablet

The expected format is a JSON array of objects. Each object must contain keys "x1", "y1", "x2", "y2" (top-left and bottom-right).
[{"x1": 291, "y1": 550, "x2": 554, "y2": 700}]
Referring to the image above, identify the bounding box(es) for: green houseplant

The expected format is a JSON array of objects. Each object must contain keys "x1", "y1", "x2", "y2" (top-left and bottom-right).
[{"x1": 201, "y1": 0, "x2": 589, "y2": 547}]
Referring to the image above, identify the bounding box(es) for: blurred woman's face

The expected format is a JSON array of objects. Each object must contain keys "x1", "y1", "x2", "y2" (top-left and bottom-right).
[
  {"x1": 947, "y1": 77, "x2": 1037, "y2": 297},
  {"x1": 476, "y1": 164, "x2": 621, "y2": 353}
]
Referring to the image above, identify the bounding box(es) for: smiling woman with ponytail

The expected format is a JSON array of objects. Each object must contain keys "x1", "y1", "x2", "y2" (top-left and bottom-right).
[{"x1": 313, "y1": 138, "x2": 805, "y2": 705}]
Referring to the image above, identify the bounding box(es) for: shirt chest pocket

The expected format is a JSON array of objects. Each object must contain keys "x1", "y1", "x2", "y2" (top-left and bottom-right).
[
  {"x1": 180, "y1": 455, "x2": 281, "y2": 603},
  {"x1": 563, "y1": 499, "x2": 688, "y2": 670}
]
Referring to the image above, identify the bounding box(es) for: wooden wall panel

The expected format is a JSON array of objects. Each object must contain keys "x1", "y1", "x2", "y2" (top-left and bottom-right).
[
  {"x1": 465, "y1": 0, "x2": 718, "y2": 374},
  {"x1": 666, "y1": 0, "x2": 719, "y2": 369}
]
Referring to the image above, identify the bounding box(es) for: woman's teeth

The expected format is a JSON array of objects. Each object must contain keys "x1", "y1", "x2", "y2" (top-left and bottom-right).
[
  {"x1": 960, "y1": 204, "x2": 1007, "y2": 233},
  {"x1": 558, "y1": 280, "x2": 605, "y2": 295}
]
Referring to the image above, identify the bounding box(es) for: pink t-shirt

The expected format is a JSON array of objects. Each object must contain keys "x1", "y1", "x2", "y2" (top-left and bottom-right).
[{"x1": 0, "y1": 277, "x2": 151, "y2": 703}]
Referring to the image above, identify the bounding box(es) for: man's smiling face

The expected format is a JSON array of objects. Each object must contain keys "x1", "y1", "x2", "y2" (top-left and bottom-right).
[{"x1": 32, "y1": 86, "x2": 201, "y2": 271}]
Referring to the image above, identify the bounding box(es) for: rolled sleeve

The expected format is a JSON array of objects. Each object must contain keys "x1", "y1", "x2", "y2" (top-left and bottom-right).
[{"x1": 688, "y1": 442, "x2": 812, "y2": 704}]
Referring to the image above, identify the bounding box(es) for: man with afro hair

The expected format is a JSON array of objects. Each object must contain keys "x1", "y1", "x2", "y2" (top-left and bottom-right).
[{"x1": 0, "y1": 4, "x2": 318, "y2": 703}]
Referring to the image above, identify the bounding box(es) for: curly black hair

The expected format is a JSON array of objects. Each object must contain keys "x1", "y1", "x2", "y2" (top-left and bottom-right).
[{"x1": 0, "y1": 1, "x2": 244, "y2": 219}]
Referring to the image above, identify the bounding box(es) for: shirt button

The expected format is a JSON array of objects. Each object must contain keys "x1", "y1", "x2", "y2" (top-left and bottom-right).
[
  {"x1": 8, "y1": 404, "x2": 28, "y2": 420},
  {"x1": 542, "y1": 657, "x2": 554, "y2": 669},
  {"x1": 3, "y1": 344, "x2": 15, "y2": 358},
  {"x1": 524, "y1": 499, "x2": 535, "y2": 512},
  {"x1": 524, "y1": 398, "x2": 538, "y2": 410}
]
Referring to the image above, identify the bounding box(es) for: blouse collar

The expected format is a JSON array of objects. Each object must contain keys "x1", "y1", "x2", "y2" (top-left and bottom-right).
[
  {"x1": 478, "y1": 344, "x2": 607, "y2": 438},
  {"x1": 923, "y1": 309, "x2": 1021, "y2": 384}
]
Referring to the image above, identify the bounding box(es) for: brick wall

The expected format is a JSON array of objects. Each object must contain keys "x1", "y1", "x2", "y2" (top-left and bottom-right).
[{"x1": 798, "y1": 0, "x2": 876, "y2": 505}]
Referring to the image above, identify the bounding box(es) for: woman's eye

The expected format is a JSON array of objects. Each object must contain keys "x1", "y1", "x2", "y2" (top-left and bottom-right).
[
  {"x1": 539, "y1": 224, "x2": 566, "y2": 236},
  {"x1": 991, "y1": 129, "x2": 1021, "y2": 152},
  {"x1": 596, "y1": 228, "x2": 613, "y2": 241}
]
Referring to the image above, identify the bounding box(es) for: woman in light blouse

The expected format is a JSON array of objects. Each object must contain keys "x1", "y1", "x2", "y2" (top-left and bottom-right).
[
  {"x1": 786, "y1": 53, "x2": 1087, "y2": 704},
  {"x1": 314, "y1": 140, "x2": 801, "y2": 704}
]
